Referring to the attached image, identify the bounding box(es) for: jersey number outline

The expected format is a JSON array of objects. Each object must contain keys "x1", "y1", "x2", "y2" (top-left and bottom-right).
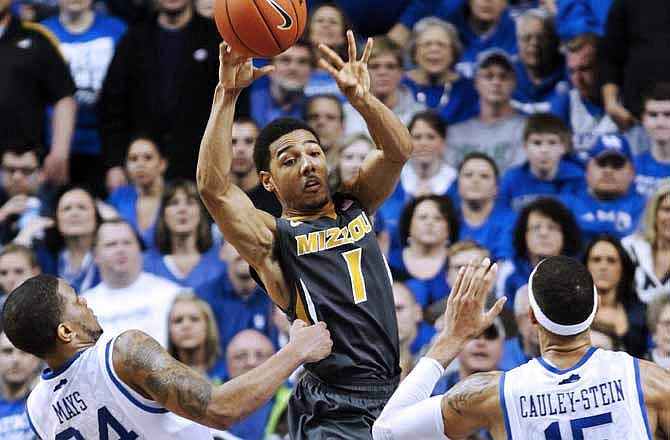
[
  {"x1": 544, "y1": 412, "x2": 613, "y2": 439},
  {"x1": 342, "y1": 248, "x2": 368, "y2": 304},
  {"x1": 55, "y1": 406, "x2": 138, "y2": 440}
]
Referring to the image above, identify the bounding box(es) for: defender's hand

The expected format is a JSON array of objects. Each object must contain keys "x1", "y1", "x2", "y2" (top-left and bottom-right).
[
  {"x1": 218, "y1": 42, "x2": 274, "y2": 92},
  {"x1": 318, "y1": 30, "x2": 372, "y2": 105},
  {"x1": 288, "y1": 320, "x2": 333, "y2": 363}
]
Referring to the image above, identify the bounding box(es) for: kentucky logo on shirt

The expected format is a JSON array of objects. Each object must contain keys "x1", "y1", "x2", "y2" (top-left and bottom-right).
[{"x1": 295, "y1": 213, "x2": 373, "y2": 256}]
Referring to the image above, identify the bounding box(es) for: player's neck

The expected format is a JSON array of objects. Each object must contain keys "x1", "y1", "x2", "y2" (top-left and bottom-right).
[
  {"x1": 59, "y1": 9, "x2": 94, "y2": 34},
  {"x1": 539, "y1": 331, "x2": 593, "y2": 370},
  {"x1": 283, "y1": 198, "x2": 334, "y2": 219},
  {"x1": 44, "y1": 344, "x2": 93, "y2": 375}
]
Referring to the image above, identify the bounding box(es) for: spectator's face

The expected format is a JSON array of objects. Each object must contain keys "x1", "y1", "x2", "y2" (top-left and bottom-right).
[
  {"x1": 126, "y1": 139, "x2": 166, "y2": 189},
  {"x1": 194, "y1": 0, "x2": 214, "y2": 18},
  {"x1": 415, "y1": 26, "x2": 453, "y2": 76},
  {"x1": 226, "y1": 331, "x2": 275, "y2": 378},
  {"x1": 459, "y1": 324, "x2": 504, "y2": 374},
  {"x1": 408, "y1": 200, "x2": 449, "y2": 247},
  {"x1": 339, "y1": 140, "x2": 372, "y2": 183},
  {"x1": 587, "y1": 241, "x2": 622, "y2": 294},
  {"x1": 643, "y1": 99, "x2": 670, "y2": 145},
  {"x1": 586, "y1": 155, "x2": 634, "y2": 198},
  {"x1": 567, "y1": 45, "x2": 597, "y2": 99},
  {"x1": 446, "y1": 248, "x2": 488, "y2": 287},
  {"x1": 655, "y1": 195, "x2": 670, "y2": 244},
  {"x1": 514, "y1": 292, "x2": 539, "y2": 351},
  {"x1": 57, "y1": 189, "x2": 97, "y2": 239},
  {"x1": 169, "y1": 300, "x2": 207, "y2": 351},
  {"x1": 475, "y1": 64, "x2": 515, "y2": 105},
  {"x1": 271, "y1": 46, "x2": 312, "y2": 92},
  {"x1": 458, "y1": 158, "x2": 497, "y2": 203},
  {"x1": 653, "y1": 304, "x2": 670, "y2": 355},
  {"x1": 393, "y1": 283, "x2": 421, "y2": 346},
  {"x1": 524, "y1": 133, "x2": 566, "y2": 176},
  {"x1": 518, "y1": 17, "x2": 550, "y2": 69},
  {"x1": 0, "y1": 252, "x2": 38, "y2": 294},
  {"x1": 525, "y1": 211, "x2": 564, "y2": 259},
  {"x1": 0, "y1": 0, "x2": 10, "y2": 18},
  {"x1": 469, "y1": 0, "x2": 507, "y2": 22},
  {"x1": 590, "y1": 329, "x2": 614, "y2": 350},
  {"x1": 1, "y1": 151, "x2": 40, "y2": 197},
  {"x1": 58, "y1": 0, "x2": 93, "y2": 14},
  {"x1": 164, "y1": 189, "x2": 200, "y2": 236},
  {"x1": 221, "y1": 243, "x2": 253, "y2": 289},
  {"x1": 305, "y1": 98, "x2": 343, "y2": 151},
  {"x1": 95, "y1": 223, "x2": 142, "y2": 277},
  {"x1": 0, "y1": 333, "x2": 40, "y2": 387},
  {"x1": 158, "y1": 0, "x2": 191, "y2": 15},
  {"x1": 410, "y1": 119, "x2": 445, "y2": 168},
  {"x1": 309, "y1": 5, "x2": 345, "y2": 47},
  {"x1": 231, "y1": 121, "x2": 258, "y2": 176},
  {"x1": 369, "y1": 53, "x2": 403, "y2": 98}
]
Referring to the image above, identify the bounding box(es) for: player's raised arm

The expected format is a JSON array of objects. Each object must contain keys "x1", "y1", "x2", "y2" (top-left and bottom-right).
[
  {"x1": 113, "y1": 321, "x2": 332, "y2": 430},
  {"x1": 318, "y1": 31, "x2": 412, "y2": 213}
]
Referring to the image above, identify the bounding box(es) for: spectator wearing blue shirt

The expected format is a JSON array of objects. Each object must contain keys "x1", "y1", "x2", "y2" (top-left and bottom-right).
[
  {"x1": 499, "y1": 285, "x2": 540, "y2": 370},
  {"x1": 42, "y1": 1, "x2": 126, "y2": 197},
  {"x1": 512, "y1": 9, "x2": 569, "y2": 114},
  {"x1": 143, "y1": 179, "x2": 225, "y2": 292},
  {"x1": 634, "y1": 83, "x2": 670, "y2": 197},
  {"x1": 555, "y1": 0, "x2": 613, "y2": 41},
  {"x1": 496, "y1": 197, "x2": 581, "y2": 306},
  {"x1": 499, "y1": 113, "x2": 584, "y2": 212},
  {"x1": 560, "y1": 133, "x2": 646, "y2": 242},
  {"x1": 455, "y1": 153, "x2": 516, "y2": 261}
]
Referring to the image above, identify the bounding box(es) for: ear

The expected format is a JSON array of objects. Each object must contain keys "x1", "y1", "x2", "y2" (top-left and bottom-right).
[
  {"x1": 259, "y1": 171, "x2": 274, "y2": 193},
  {"x1": 56, "y1": 322, "x2": 75, "y2": 344},
  {"x1": 529, "y1": 305, "x2": 538, "y2": 325}
]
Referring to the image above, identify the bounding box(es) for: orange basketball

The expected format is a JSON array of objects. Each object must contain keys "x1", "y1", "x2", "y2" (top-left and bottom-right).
[{"x1": 214, "y1": 0, "x2": 307, "y2": 58}]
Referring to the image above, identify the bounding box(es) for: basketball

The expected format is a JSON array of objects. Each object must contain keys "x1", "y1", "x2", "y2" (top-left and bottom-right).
[{"x1": 214, "y1": 0, "x2": 307, "y2": 58}]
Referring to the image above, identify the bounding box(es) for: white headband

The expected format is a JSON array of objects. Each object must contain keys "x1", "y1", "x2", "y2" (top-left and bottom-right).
[{"x1": 528, "y1": 261, "x2": 598, "y2": 336}]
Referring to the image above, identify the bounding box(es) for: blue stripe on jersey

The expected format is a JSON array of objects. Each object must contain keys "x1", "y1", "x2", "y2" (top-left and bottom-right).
[
  {"x1": 41, "y1": 349, "x2": 88, "y2": 379},
  {"x1": 633, "y1": 358, "x2": 653, "y2": 439},
  {"x1": 25, "y1": 406, "x2": 42, "y2": 439},
  {"x1": 536, "y1": 347, "x2": 598, "y2": 375},
  {"x1": 104, "y1": 339, "x2": 169, "y2": 414},
  {"x1": 499, "y1": 372, "x2": 513, "y2": 440}
]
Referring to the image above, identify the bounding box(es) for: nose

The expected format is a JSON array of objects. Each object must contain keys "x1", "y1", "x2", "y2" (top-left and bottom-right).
[{"x1": 300, "y1": 153, "x2": 317, "y2": 175}]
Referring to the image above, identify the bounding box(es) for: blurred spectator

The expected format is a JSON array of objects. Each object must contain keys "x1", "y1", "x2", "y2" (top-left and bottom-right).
[
  {"x1": 550, "y1": 34, "x2": 617, "y2": 160},
  {"x1": 0, "y1": 2, "x2": 76, "y2": 186},
  {"x1": 447, "y1": 50, "x2": 527, "y2": 172},
  {"x1": 251, "y1": 40, "x2": 313, "y2": 127},
  {"x1": 194, "y1": 0, "x2": 213, "y2": 18},
  {"x1": 634, "y1": 83, "x2": 670, "y2": 197},
  {"x1": 304, "y1": 94, "x2": 345, "y2": 167},
  {"x1": 391, "y1": 195, "x2": 458, "y2": 308},
  {"x1": 499, "y1": 113, "x2": 583, "y2": 211},
  {"x1": 167, "y1": 291, "x2": 226, "y2": 384},
  {"x1": 456, "y1": 153, "x2": 516, "y2": 260},
  {"x1": 393, "y1": 281, "x2": 436, "y2": 377},
  {"x1": 512, "y1": 9, "x2": 568, "y2": 114},
  {"x1": 0, "y1": 331, "x2": 41, "y2": 440},
  {"x1": 102, "y1": 0, "x2": 153, "y2": 24},
  {"x1": 646, "y1": 295, "x2": 670, "y2": 369},
  {"x1": 555, "y1": 0, "x2": 612, "y2": 41},
  {"x1": 622, "y1": 183, "x2": 670, "y2": 304},
  {"x1": 42, "y1": 0, "x2": 126, "y2": 198},
  {"x1": 307, "y1": 0, "x2": 408, "y2": 38},
  {"x1": 225, "y1": 330, "x2": 278, "y2": 440},
  {"x1": 107, "y1": 136, "x2": 166, "y2": 249},
  {"x1": 560, "y1": 133, "x2": 645, "y2": 242},
  {"x1": 328, "y1": 133, "x2": 375, "y2": 192},
  {"x1": 496, "y1": 197, "x2": 581, "y2": 306},
  {"x1": 344, "y1": 36, "x2": 424, "y2": 135},
  {"x1": 99, "y1": 0, "x2": 221, "y2": 181},
  {"x1": 401, "y1": 18, "x2": 477, "y2": 124},
  {"x1": 143, "y1": 179, "x2": 225, "y2": 291},
  {"x1": 600, "y1": 0, "x2": 670, "y2": 128},
  {"x1": 83, "y1": 219, "x2": 182, "y2": 345},
  {"x1": 499, "y1": 285, "x2": 540, "y2": 370},
  {"x1": 583, "y1": 234, "x2": 648, "y2": 357},
  {"x1": 0, "y1": 244, "x2": 40, "y2": 296}
]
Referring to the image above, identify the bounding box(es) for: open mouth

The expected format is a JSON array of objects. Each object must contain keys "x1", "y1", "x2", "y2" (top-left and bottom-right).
[{"x1": 304, "y1": 178, "x2": 321, "y2": 192}]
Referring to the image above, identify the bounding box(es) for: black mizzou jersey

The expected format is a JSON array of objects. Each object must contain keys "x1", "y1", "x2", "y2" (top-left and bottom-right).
[{"x1": 275, "y1": 194, "x2": 400, "y2": 385}]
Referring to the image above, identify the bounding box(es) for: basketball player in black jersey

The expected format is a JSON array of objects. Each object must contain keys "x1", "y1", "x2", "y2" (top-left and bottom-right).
[{"x1": 197, "y1": 31, "x2": 412, "y2": 439}]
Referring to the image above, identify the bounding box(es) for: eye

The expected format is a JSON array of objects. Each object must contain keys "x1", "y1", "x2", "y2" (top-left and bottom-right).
[{"x1": 283, "y1": 158, "x2": 295, "y2": 166}]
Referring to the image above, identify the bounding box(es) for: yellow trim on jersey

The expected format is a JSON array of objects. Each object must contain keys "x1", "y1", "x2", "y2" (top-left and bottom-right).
[
  {"x1": 21, "y1": 21, "x2": 67, "y2": 60},
  {"x1": 288, "y1": 207, "x2": 337, "y2": 222},
  {"x1": 294, "y1": 289, "x2": 313, "y2": 325}
]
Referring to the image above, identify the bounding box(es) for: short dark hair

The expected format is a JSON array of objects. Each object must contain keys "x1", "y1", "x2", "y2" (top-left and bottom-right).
[
  {"x1": 1, "y1": 138, "x2": 45, "y2": 166},
  {"x1": 2, "y1": 274, "x2": 62, "y2": 357},
  {"x1": 523, "y1": 113, "x2": 572, "y2": 145},
  {"x1": 254, "y1": 117, "x2": 321, "y2": 172},
  {"x1": 458, "y1": 152, "x2": 499, "y2": 180},
  {"x1": 0, "y1": 243, "x2": 39, "y2": 269},
  {"x1": 304, "y1": 94, "x2": 344, "y2": 122},
  {"x1": 398, "y1": 195, "x2": 460, "y2": 247},
  {"x1": 233, "y1": 116, "x2": 259, "y2": 129},
  {"x1": 513, "y1": 197, "x2": 581, "y2": 260},
  {"x1": 408, "y1": 111, "x2": 447, "y2": 138},
  {"x1": 370, "y1": 36, "x2": 404, "y2": 69},
  {"x1": 45, "y1": 185, "x2": 103, "y2": 254},
  {"x1": 532, "y1": 256, "x2": 595, "y2": 326},
  {"x1": 95, "y1": 218, "x2": 146, "y2": 252},
  {"x1": 582, "y1": 234, "x2": 637, "y2": 306},
  {"x1": 642, "y1": 82, "x2": 670, "y2": 111},
  {"x1": 565, "y1": 33, "x2": 599, "y2": 53}
]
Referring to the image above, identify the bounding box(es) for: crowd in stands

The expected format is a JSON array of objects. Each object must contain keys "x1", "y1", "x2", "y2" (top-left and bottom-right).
[{"x1": 2, "y1": 0, "x2": 670, "y2": 438}]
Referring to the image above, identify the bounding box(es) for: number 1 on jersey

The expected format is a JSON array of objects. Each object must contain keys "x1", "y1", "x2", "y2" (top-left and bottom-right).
[{"x1": 342, "y1": 248, "x2": 368, "y2": 304}]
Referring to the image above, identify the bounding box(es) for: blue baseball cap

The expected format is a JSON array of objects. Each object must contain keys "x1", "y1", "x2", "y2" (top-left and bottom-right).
[{"x1": 589, "y1": 134, "x2": 633, "y2": 162}]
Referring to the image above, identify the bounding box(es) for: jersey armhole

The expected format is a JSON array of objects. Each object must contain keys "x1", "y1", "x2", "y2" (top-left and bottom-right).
[
  {"x1": 633, "y1": 357, "x2": 654, "y2": 439},
  {"x1": 25, "y1": 404, "x2": 44, "y2": 440},
  {"x1": 499, "y1": 372, "x2": 513, "y2": 440}
]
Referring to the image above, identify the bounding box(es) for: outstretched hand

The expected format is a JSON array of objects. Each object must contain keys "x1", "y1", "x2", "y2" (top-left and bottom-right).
[
  {"x1": 318, "y1": 30, "x2": 372, "y2": 105},
  {"x1": 218, "y1": 42, "x2": 274, "y2": 93}
]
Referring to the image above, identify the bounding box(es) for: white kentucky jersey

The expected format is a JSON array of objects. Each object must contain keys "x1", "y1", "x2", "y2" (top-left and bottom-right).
[
  {"x1": 501, "y1": 347, "x2": 652, "y2": 439},
  {"x1": 26, "y1": 336, "x2": 212, "y2": 439}
]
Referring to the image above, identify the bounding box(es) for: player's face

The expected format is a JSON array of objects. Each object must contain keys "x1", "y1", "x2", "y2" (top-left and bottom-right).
[
  {"x1": 0, "y1": 251, "x2": 39, "y2": 294},
  {"x1": 57, "y1": 189, "x2": 97, "y2": 238},
  {"x1": 309, "y1": 5, "x2": 345, "y2": 47},
  {"x1": 271, "y1": 46, "x2": 312, "y2": 92},
  {"x1": 59, "y1": 281, "x2": 103, "y2": 343},
  {"x1": 369, "y1": 53, "x2": 403, "y2": 98},
  {"x1": 169, "y1": 300, "x2": 207, "y2": 351},
  {"x1": 126, "y1": 139, "x2": 166, "y2": 189},
  {"x1": 0, "y1": 332, "x2": 40, "y2": 387},
  {"x1": 266, "y1": 130, "x2": 330, "y2": 213},
  {"x1": 653, "y1": 304, "x2": 670, "y2": 355},
  {"x1": 95, "y1": 223, "x2": 142, "y2": 278},
  {"x1": 1, "y1": 151, "x2": 40, "y2": 197},
  {"x1": 410, "y1": 119, "x2": 445, "y2": 167},
  {"x1": 525, "y1": 211, "x2": 564, "y2": 260},
  {"x1": 415, "y1": 26, "x2": 453, "y2": 76},
  {"x1": 586, "y1": 241, "x2": 622, "y2": 294},
  {"x1": 226, "y1": 332, "x2": 275, "y2": 379},
  {"x1": 475, "y1": 65, "x2": 516, "y2": 106},
  {"x1": 524, "y1": 133, "x2": 566, "y2": 177},
  {"x1": 459, "y1": 324, "x2": 504, "y2": 374},
  {"x1": 164, "y1": 189, "x2": 201, "y2": 236},
  {"x1": 469, "y1": 0, "x2": 507, "y2": 22},
  {"x1": 231, "y1": 122, "x2": 258, "y2": 176},
  {"x1": 586, "y1": 155, "x2": 634, "y2": 198},
  {"x1": 518, "y1": 17, "x2": 550, "y2": 69},
  {"x1": 393, "y1": 284, "x2": 421, "y2": 346},
  {"x1": 457, "y1": 158, "x2": 498, "y2": 203},
  {"x1": 58, "y1": 0, "x2": 93, "y2": 14},
  {"x1": 567, "y1": 45, "x2": 597, "y2": 100},
  {"x1": 305, "y1": 98, "x2": 344, "y2": 152},
  {"x1": 338, "y1": 140, "x2": 372, "y2": 183},
  {"x1": 655, "y1": 195, "x2": 670, "y2": 242},
  {"x1": 408, "y1": 200, "x2": 449, "y2": 247},
  {"x1": 642, "y1": 99, "x2": 670, "y2": 145}
]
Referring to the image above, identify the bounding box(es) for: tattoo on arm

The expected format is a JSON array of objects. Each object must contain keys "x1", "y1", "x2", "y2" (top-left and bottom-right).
[{"x1": 443, "y1": 372, "x2": 499, "y2": 417}]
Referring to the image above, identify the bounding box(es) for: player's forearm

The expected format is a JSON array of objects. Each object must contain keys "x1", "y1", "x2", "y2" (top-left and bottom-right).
[{"x1": 50, "y1": 96, "x2": 76, "y2": 157}]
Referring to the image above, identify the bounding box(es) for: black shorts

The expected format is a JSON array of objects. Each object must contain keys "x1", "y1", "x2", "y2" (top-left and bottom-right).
[{"x1": 288, "y1": 371, "x2": 399, "y2": 440}]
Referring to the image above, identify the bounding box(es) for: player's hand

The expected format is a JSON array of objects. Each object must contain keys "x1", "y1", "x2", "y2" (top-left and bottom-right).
[
  {"x1": 318, "y1": 30, "x2": 372, "y2": 106},
  {"x1": 426, "y1": 258, "x2": 506, "y2": 366},
  {"x1": 218, "y1": 42, "x2": 274, "y2": 92},
  {"x1": 288, "y1": 320, "x2": 333, "y2": 363}
]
